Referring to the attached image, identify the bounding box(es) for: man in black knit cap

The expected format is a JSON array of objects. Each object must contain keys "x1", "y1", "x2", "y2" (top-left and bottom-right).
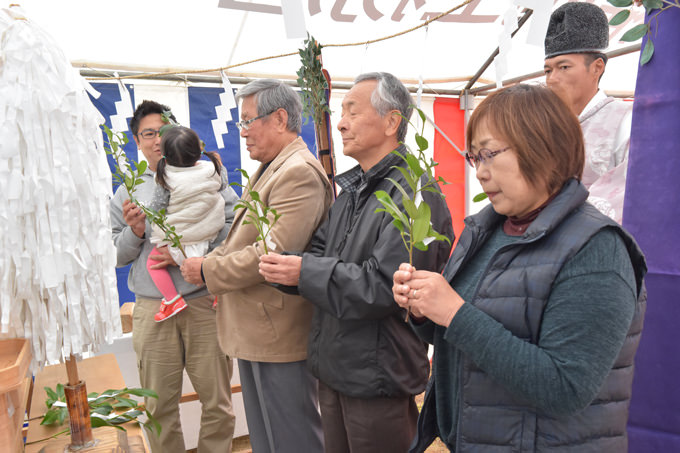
[{"x1": 543, "y1": 1, "x2": 632, "y2": 224}]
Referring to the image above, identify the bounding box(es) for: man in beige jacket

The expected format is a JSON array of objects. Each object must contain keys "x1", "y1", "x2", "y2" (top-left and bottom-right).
[{"x1": 181, "y1": 79, "x2": 331, "y2": 453}]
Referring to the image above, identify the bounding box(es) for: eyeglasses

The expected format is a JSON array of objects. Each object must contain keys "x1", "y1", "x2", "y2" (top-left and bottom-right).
[
  {"x1": 236, "y1": 110, "x2": 276, "y2": 131},
  {"x1": 464, "y1": 146, "x2": 511, "y2": 168},
  {"x1": 138, "y1": 128, "x2": 161, "y2": 140}
]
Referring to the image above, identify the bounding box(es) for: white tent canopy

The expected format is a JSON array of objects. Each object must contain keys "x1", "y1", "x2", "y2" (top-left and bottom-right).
[{"x1": 15, "y1": 0, "x2": 644, "y2": 93}]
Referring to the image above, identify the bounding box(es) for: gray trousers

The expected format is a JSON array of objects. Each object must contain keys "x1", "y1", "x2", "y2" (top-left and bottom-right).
[{"x1": 238, "y1": 359, "x2": 324, "y2": 453}]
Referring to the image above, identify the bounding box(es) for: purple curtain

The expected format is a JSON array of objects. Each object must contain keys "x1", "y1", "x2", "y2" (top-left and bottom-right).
[{"x1": 624, "y1": 6, "x2": 680, "y2": 451}]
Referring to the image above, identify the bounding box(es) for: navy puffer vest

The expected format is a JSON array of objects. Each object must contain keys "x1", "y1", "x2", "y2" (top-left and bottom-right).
[{"x1": 415, "y1": 180, "x2": 646, "y2": 453}]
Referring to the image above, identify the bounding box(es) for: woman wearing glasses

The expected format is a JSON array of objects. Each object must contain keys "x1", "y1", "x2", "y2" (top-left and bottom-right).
[{"x1": 393, "y1": 84, "x2": 646, "y2": 452}]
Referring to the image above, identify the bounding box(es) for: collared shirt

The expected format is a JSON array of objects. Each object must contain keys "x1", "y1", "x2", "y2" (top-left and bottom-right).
[{"x1": 335, "y1": 145, "x2": 406, "y2": 197}]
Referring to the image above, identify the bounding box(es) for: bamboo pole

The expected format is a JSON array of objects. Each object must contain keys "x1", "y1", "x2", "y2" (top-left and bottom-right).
[{"x1": 63, "y1": 354, "x2": 95, "y2": 448}]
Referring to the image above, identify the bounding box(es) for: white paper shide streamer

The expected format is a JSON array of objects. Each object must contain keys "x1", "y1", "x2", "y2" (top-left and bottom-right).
[
  {"x1": 0, "y1": 7, "x2": 121, "y2": 371},
  {"x1": 111, "y1": 74, "x2": 134, "y2": 133},
  {"x1": 514, "y1": 0, "x2": 553, "y2": 47},
  {"x1": 495, "y1": 4, "x2": 518, "y2": 89},
  {"x1": 212, "y1": 71, "x2": 237, "y2": 149}
]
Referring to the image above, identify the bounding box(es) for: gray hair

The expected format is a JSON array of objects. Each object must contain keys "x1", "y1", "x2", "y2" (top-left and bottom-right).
[
  {"x1": 236, "y1": 79, "x2": 303, "y2": 133},
  {"x1": 354, "y1": 72, "x2": 413, "y2": 142}
]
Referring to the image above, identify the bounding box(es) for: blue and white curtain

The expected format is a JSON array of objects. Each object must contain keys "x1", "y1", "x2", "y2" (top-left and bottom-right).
[{"x1": 88, "y1": 81, "x2": 318, "y2": 305}]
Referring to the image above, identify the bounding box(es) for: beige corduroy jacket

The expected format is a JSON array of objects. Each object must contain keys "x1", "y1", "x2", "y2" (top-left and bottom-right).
[{"x1": 203, "y1": 137, "x2": 332, "y2": 362}]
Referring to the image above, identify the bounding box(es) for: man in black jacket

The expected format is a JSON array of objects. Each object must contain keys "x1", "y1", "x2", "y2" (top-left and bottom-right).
[{"x1": 259, "y1": 72, "x2": 454, "y2": 452}]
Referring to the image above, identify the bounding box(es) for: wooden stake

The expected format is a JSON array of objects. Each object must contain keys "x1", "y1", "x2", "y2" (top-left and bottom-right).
[{"x1": 65, "y1": 354, "x2": 80, "y2": 386}]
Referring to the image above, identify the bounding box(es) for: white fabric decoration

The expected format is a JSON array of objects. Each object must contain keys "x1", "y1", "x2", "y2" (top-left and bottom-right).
[
  {"x1": 281, "y1": 0, "x2": 307, "y2": 39},
  {"x1": 0, "y1": 7, "x2": 121, "y2": 371},
  {"x1": 495, "y1": 4, "x2": 518, "y2": 89},
  {"x1": 514, "y1": 0, "x2": 553, "y2": 47},
  {"x1": 211, "y1": 71, "x2": 237, "y2": 149}
]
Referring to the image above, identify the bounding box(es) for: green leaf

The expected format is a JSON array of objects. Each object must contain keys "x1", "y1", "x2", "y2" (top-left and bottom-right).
[
  {"x1": 609, "y1": 9, "x2": 630, "y2": 25},
  {"x1": 112, "y1": 397, "x2": 138, "y2": 408},
  {"x1": 390, "y1": 149, "x2": 409, "y2": 164},
  {"x1": 413, "y1": 241, "x2": 429, "y2": 252},
  {"x1": 45, "y1": 386, "x2": 58, "y2": 402},
  {"x1": 391, "y1": 166, "x2": 417, "y2": 193},
  {"x1": 41, "y1": 409, "x2": 61, "y2": 425},
  {"x1": 90, "y1": 417, "x2": 109, "y2": 428},
  {"x1": 391, "y1": 218, "x2": 405, "y2": 233},
  {"x1": 385, "y1": 178, "x2": 412, "y2": 208},
  {"x1": 642, "y1": 0, "x2": 663, "y2": 10},
  {"x1": 374, "y1": 198, "x2": 403, "y2": 221},
  {"x1": 137, "y1": 160, "x2": 147, "y2": 174},
  {"x1": 415, "y1": 134, "x2": 428, "y2": 151},
  {"x1": 412, "y1": 203, "x2": 431, "y2": 243},
  {"x1": 125, "y1": 388, "x2": 159, "y2": 399},
  {"x1": 607, "y1": 0, "x2": 632, "y2": 6},
  {"x1": 402, "y1": 198, "x2": 418, "y2": 218},
  {"x1": 620, "y1": 24, "x2": 649, "y2": 42},
  {"x1": 127, "y1": 409, "x2": 144, "y2": 418},
  {"x1": 416, "y1": 107, "x2": 426, "y2": 124},
  {"x1": 56, "y1": 384, "x2": 65, "y2": 398},
  {"x1": 146, "y1": 409, "x2": 162, "y2": 436},
  {"x1": 159, "y1": 123, "x2": 175, "y2": 137},
  {"x1": 640, "y1": 39, "x2": 654, "y2": 65},
  {"x1": 92, "y1": 405, "x2": 114, "y2": 415},
  {"x1": 472, "y1": 192, "x2": 488, "y2": 202},
  {"x1": 421, "y1": 186, "x2": 443, "y2": 196},
  {"x1": 428, "y1": 226, "x2": 452, "y2": 245},
  {"x1": 405, "y1": 154, "x2": 424, "y2": 178},
  {"x1": 374, "y1": 191, "x2": 409, "y2": 225},
  {"x1": 57, "y1": 407, "x2": 67, "y2": 425}
]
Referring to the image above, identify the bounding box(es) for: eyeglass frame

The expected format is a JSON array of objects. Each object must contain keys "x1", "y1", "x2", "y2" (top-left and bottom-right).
[
  {"x1": 236, "y1": 109, "x2": 277, "y2": 131},
  {"x1": 138, "y1": 128, "x2": 161, "y2": 140},
  {"x1": 464, "y1": 146, "x2": 512, "y2": 169}
]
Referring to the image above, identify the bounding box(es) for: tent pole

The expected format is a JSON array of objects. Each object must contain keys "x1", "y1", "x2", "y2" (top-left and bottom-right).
[{"x1": 469, "y1": 43, "x2": 642, "y2": 95}]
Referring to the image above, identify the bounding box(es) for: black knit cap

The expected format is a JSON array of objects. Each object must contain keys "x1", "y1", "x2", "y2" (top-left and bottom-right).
[{"x1": 544, "y1": 2, "x2": 609, "y2": 59}]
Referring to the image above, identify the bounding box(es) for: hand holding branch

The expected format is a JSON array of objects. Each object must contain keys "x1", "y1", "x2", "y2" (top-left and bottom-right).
[
  {"x1": 123, "y1": 199, "x2": 146, "y2": 238},
  {"x1": 392, "y1": 263, "x2": 464, "y2": 327},
  {"x1": 259, "y1": 253, "x2": 302, "y2": 286},
  {"x1": 181, "y1": 257, "x2": 205, "y2": 286},
  {"x1": 148, "y1": 246, "x2": 176, "y2": 270}
]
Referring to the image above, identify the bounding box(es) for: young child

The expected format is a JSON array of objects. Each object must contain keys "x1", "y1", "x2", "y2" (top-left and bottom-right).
[{"x1": 147, "y1": 126, "x2": 226, "y2": 322}]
